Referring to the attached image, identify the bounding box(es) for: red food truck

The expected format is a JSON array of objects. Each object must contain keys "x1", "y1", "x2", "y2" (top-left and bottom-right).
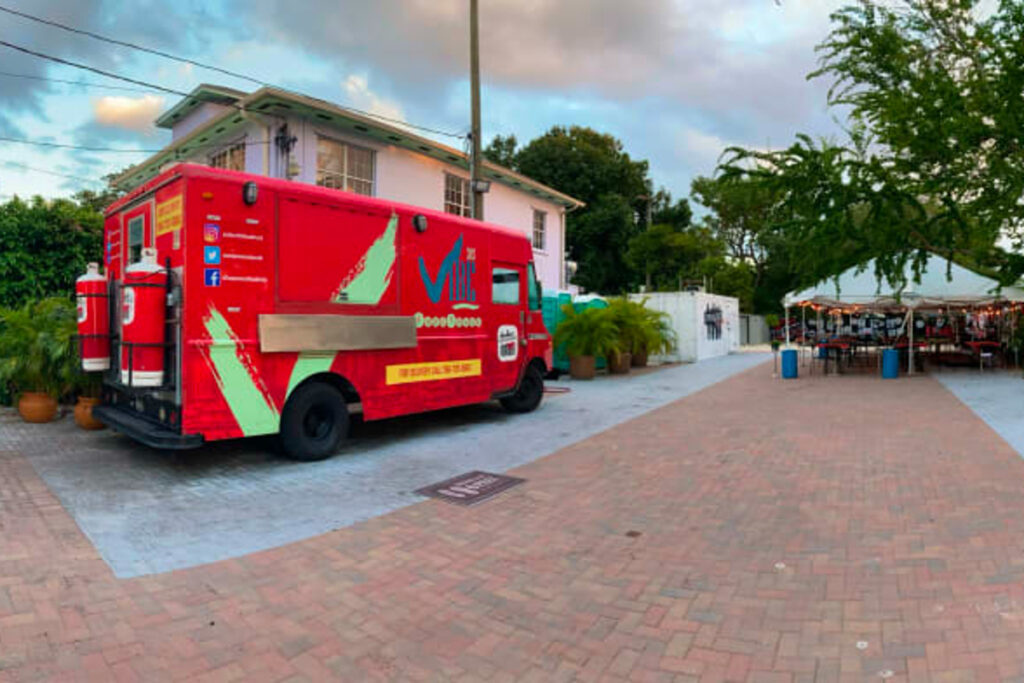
[{"x1": 78, "y1": 163, "x2": 552, "y2": 460}]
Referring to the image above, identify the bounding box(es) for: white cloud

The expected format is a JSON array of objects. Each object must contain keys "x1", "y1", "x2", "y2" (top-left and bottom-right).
[
  {"x1": 92, "y1": 95, "x2": 165, "y2": 134},
  {"x1": 341, "y1": 75, "x2": 405, "y2": 122}
]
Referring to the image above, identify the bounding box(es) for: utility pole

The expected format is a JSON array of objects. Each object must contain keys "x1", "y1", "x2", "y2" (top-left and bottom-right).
[{"x1": 469, "y1": 0, "x2": 484, "y2": 220}]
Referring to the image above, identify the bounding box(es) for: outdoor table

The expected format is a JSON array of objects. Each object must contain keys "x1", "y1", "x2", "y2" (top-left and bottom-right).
[
  {"x1": 892, "y1": 341, "x2": 927, "y2": 372},
  {"x1": 964, "y1": 340, "x2": 1001, "y2": 370},
  {"x1": 817, "y1": 342, "x2": 850, "y2": 375}
]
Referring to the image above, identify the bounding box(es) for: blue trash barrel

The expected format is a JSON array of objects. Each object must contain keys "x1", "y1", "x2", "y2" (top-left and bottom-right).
[
  {"x1": 882, "y1": 348, "x2": 899, "y2": 379},
  {"x1": 781, "y1": 349, "x2": 798, "y2": 379}
]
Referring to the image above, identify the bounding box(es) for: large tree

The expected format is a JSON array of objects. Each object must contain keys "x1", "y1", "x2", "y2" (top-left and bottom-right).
[
  {"x1": 725, "y1": 0, "x2": 1024, "y2": 288},
  {"x1": 512, "y1": 126, "x2": 651, "y2": 292}
]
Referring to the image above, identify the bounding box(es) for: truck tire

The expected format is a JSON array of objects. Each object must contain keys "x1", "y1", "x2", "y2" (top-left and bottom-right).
[
  {"x1": 280, "y1": 382, "x2": 349, "y2": 461},
  {"x1": 500, "y1": 364, "x2": 544, "y2": 414}
]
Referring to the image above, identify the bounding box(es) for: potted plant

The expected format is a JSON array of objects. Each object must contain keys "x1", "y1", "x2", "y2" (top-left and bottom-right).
[
  {"x1": 553, "y1": 305, "x2": 620, "y2": 380},
  {"x1": 605, "y1": 299, "x2": 638, "y2": 374},
  {"x1": 72, "y1": 370, "x2": 105, "y2": 430},
  {"x1": 631, "y1": 301, "x2": 675, "y2": 367},
  {"x1": 0, "y1": 298, "x2": 77, "y2": 423}
]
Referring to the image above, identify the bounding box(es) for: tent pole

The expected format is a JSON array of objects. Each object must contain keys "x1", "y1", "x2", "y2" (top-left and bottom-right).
[
  {"x1": 785, "y1": 306, "x2": 791, "y2": 347},
  {"x1": 802, "y1": 305, "x2": 807, "y2": 343},
  {"x1": 908, "y1": 306, "x2": 915, "y2": 376}
]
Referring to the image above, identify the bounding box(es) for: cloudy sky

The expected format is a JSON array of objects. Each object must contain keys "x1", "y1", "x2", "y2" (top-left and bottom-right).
[{"x1": 0, "y1": 0, "x2": 849, "y2": 204}]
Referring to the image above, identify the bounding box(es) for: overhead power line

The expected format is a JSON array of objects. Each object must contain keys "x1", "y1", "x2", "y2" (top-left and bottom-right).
[
  {"x1": 0, "y1": 5, "x2": 464, "y2": 139},
  {"x1": 2, "y1": 161, "x2": 101, "y2": 184},
  {"x1": 0, "y1": 69, "x2": 156, "y2": 92},
  {"x1": 0, "y1": 134, "x2": 273, "y2": 154},
  {"x1": 0, "y1": 3, "x2": 263, "y2": 85}
]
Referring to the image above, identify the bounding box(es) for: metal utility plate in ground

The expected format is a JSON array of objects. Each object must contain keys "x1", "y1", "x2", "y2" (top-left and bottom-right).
[{"x1": 415, "y1": 470, "x2": 525, "y2": 506}]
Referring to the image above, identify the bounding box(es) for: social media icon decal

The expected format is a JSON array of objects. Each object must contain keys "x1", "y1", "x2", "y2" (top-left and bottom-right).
[
  {"x1": 204, "y1": 246, "x2": 221, "y2": 264},
  {"x1": 204, "y1": 268, "x2": 221, "y2": 287},
  {"x1": 204, "y1": 223, "x2": 220, "y2": 243}
]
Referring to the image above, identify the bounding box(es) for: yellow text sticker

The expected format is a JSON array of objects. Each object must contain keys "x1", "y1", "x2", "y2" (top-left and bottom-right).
[
  {"x1": 386, "y1": 359, "x2": 481, "y2": 385},
  {"x1": 155, "y1": 194, "x2": 184, "y2": 237}
]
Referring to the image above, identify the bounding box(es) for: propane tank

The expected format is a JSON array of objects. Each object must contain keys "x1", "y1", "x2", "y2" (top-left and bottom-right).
[
  {"x1": 120, "y1": 248, "x2": 166, "y2": 387},
  {"x1": 75, "y1": 262, "x2": 110, "y2": 371}
]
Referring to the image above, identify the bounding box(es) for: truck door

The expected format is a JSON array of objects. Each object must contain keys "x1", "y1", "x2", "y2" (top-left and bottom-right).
[{"x1": 489, "y1": 261, "x2": 526, "y2": 393}]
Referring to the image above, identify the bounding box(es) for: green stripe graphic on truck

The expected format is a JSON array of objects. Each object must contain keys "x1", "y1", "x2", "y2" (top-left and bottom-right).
[
  {"x1": 332, "y1": 211, "x2": 398, "y2": 304},
  {"x1": 204, "y1": 306, "x2": 280, "y2": 436},
  {"x1": 286, "y1": 352, "x2": 338, "y2": 398}
]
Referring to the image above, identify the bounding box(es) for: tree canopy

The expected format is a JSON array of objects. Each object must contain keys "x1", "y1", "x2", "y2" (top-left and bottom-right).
[
  {"x1": 723, "y1": 0, "x2": 1024, "y2": 291},
  {"x1": 0, "y1": 195, "x2": 105, "y2": 308}
]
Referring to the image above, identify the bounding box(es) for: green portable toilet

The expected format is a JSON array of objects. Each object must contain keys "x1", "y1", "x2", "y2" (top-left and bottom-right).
[{"x1": 542, "y1": 290, "x2": 573, "y2": 374}]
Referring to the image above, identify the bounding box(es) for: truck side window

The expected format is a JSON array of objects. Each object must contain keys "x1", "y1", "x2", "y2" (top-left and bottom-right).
[
  {"x1": 527, "y1": 263, "x2": 541, "y2": 311},
  {"x1": 492, "y1": 268, "x2": 520, "y2": 305},
  {"x1": 127, "y1": 216, "x2": 144, "y2": 264}
]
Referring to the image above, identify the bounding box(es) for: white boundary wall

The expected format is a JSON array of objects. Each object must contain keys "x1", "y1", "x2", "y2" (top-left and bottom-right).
[{"x1": 631, "y1": 292, "x2": 740, "y2": 363}]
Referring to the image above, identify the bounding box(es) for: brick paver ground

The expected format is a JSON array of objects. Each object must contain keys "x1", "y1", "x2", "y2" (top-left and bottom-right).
[{"x1": 4, "y1": 365, "x2": 1024, "y2": 681}]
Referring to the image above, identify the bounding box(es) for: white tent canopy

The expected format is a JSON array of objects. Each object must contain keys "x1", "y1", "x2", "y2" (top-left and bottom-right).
[{"x1": 784, "y1": 254, "x2": 1024, "y2": 310}]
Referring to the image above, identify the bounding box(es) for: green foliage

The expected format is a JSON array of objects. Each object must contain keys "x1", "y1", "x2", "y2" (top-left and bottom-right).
[
  {"x1": 553, "y1": 305, "x2": 621, "y2": 358},
  {"x1": 605, "y1": 298, "x2": 676, "y2": 356},
  {"x1": 0, "y1": 195, "x2": 104, "y2": 308},
  {"x1": 483, "y1": 134, "x2": 519, "y2": 168},
  {"x1": 0, "y1": 298, "x2": 78, "y2": 399},
  {"x1": 569, "y1": 194, "x2": 640, "y2": 293},
  {"x1": 721, "y1": 0, "x2": 1024, "y2": 293},
  {"x1": 626, "y1": 224, "x2": 724, "y2": 292},
  {"x1": 514, "y1": 126, "x2": 650, "y2": 293}
]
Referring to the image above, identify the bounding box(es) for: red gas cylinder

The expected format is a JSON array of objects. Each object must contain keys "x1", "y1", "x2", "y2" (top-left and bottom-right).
[
  {"x1": 75, "y1": 262, "x2": 109, "y2": 371},
  {"x1": 121, "y1": 248, "x2": 166, "y2": 387}
]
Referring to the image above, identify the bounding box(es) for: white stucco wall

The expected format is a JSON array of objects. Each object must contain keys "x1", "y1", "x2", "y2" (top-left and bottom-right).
[
  {"x1": 173, "y1": 115, "x2": 567, "y2": 290},
  {"x1": 170, "y1": 103, "x2": 235, "y2": 141},
  {"x1": 631, "y1": 292, "x2": 740, "y2": 363}
]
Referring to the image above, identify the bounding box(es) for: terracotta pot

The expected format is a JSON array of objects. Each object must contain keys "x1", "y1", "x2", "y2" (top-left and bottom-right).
[
  {"x1": 569, "y1": 355, "x2": 597, "y2": 380},
  {"x1": 17, "y1": 392, "x2": 58, "y2": 423},
  {"x1": 74, "y1": 397, "x2": 106, "y2": 430},
  {"x1": 631, "y1": 350, "x2": 649, "y2": 368},
  {"x1": 608, "y1": 351, "x2": 632, "y2": 375}
]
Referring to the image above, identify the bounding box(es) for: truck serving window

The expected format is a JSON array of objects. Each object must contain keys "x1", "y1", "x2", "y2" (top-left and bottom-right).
[
  {"x1": 527, "y1": 263, "x2": 541, "y2": 310},
  {"x1": 492, "y1": 268, "x2": 520, "y2": 305},
  {"x1": 127, "y1": 216, "x2": 144, "y2": 263}
]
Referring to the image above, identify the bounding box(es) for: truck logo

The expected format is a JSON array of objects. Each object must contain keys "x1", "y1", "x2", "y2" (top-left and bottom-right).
[{"x1": 418, "y1": 234, "x2": 476, "y2": 306}]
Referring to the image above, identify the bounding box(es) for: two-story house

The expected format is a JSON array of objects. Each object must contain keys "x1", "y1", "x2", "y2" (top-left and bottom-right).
[{"x1": 113, "y1": 84, "x2": 583, "y2": 290}]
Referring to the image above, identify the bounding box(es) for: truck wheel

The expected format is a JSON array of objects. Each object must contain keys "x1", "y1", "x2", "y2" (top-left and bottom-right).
[
  {"x1": 280, "y1": 382, "x2": 349, "y2": 461},
  {"x1": 500, "y1": 364, "x2": 544, "y2": 414}
]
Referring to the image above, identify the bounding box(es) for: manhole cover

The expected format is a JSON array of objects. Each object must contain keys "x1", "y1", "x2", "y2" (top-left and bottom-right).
[{"x1": 415, "y1": 471, "x2": 525, "y2": 506}]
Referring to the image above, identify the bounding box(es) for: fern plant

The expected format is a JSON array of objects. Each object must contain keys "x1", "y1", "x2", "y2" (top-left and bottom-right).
[
  {"x1": 0, "y1": 298, "x2": 77, "y2": 398},
  {"x1": 553, "y1": 305, "x2": 620, "y2": 359}
]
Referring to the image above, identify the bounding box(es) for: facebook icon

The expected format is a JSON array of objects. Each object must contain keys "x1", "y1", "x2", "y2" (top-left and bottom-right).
[{"x1": 204, "y1": 268, "x2": 221, "y2": 287}]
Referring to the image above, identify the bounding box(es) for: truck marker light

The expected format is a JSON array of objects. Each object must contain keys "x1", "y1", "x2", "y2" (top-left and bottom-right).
[{"x1": 243, "y1": 181, "x2": 259, "y2": 205}]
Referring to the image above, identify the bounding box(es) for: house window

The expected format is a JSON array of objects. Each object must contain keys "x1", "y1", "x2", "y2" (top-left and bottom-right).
[
  {"x1": 209, "y1": 141, "x2": 245, "y2": 171},
  {"x1": 444, "y1": 173, "x2": 472, "y2": 217},
  {"x1": 316, "y1": 137, "x2": 375, "y2": 196},
  {"x1": 532, "y1": 209, "x2": 546, "y2": 250}
]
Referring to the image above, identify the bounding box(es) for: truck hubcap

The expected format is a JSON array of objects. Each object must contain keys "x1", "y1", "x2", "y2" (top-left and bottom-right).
[{"x1": 303, "y1": 406, "x2": 332, "y2": 440}]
